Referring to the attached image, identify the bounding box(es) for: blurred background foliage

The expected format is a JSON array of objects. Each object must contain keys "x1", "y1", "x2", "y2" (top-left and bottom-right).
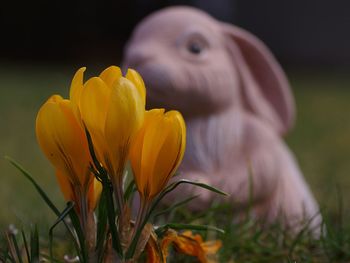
[{"x1": 1, "y1": 0, "x2": 350, "y2": 231}]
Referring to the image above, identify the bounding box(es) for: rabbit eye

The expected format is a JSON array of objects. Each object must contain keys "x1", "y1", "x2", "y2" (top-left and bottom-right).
[
  {"x1": 177, "y1": 30, "x2": 209, "y2": 58},
  {"x1": 187, "y1": 42, "x2": 203, "y2": 54}
]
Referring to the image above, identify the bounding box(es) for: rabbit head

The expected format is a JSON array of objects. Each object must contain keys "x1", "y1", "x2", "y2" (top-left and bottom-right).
[{"x1": 123, "y1": 6, "x2": 295, "y2": 135}]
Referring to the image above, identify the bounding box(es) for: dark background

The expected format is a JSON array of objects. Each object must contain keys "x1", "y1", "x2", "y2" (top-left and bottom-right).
[{"x1": 1, "y1": 0, "x2": 350, "y2": 67}]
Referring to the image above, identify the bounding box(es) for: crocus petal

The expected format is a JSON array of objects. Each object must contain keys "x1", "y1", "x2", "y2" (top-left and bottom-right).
[
  {"x1": 56, "y1": 169, "x2": 74, "y2": 202},
  {"x1": 151, "y1": 117, "x2": 181, "y2": 195},
  {"x1": 104, "y1": 77, "x2": 144, "y2": 176},
  {"x1": 49, "y1": 94, "x2": 64, "y2": 103},
  {"x1": 157, "y1": 111, "x2": 186, "y2": 176},
  {"x1": 36, "y1": 100, "x2": 70, "y2": 170},
  {"x1": 129, "y1": 112, "x2": 152, "y2": 195},
  {"x1": 70, "y1": 67, "x2": 86, "y2": 105},
  {"x1": 99, "y1": 66, "x2": 122, "y2": 87},
  {"x1": 129, "y1": 109, "x2": 165, "y2": 197},
  {"x1": 141, "y1": 114, "x2": 172, "y2": 197},
  {"x1": 57, "y1": 168, "x2": 101, "y2": 214},
  {"x1": 126, "y1": 68, "x2": 146, "y2": 105},
  {"x1": 57, "y1": 169, "x2": 101, "y2": 212},
  {"x1": 87, "y1": 178, "x2": 102, "y2": 211},
  {"x1": 178, "y1": 112, "x2": 187, "y2": 163},
  {"x1": 80, "y1": 77, "x2": 111, "y2": 163},
  {"x1": 36, "y1": 97, "x2": 90, "y2": 185},
  {"x1": 80, "y1": 77, "x2": 110, "y2": 132},
  {"x1": 77, "y1": 66, "x2": 147, "y2": 210},
  {"x1": 130, "y1": 109, "x2": 186, "y2": 200},
  {"x1": 141, "y1": 110, "x2": 168, "y2": 165}
]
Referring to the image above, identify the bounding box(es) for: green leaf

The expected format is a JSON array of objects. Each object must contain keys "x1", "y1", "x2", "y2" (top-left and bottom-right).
[
  {"x1": 85, "y1": 126, "x2": 123, "y2": 257},
  {"x1": 153, "y1": 195, "x2": 200, "y2": 219},
  {"x1": 96, "y1": 191, "x2": 108, "y2": 263},
  {"x1": 49, "y1": 202, "x2": 75, "y2": 261},
  {"x1": 245, "y1": 161, "x2": 254, "y2": 218},
  {"x1": 155, "y1": 223, "x2": 225, "y2": 237},
  {"x1": 21, "y1": 230, "x2": 30, "y2": 263},
  {"x1": 148, "y1": 179, "x2": 227, "y2": 225},
  {"x1": 6, "y1": 157, "x2": 82, "y2": 259},
  {"x1": 69, "y1": 205, "x2": 88, "y2": 262},
  {"x1": 1, "y1": 234, "x2": 14, "y2": 263},
  {"x1": 0, "y1": 256, "x2": 7, "y2": 263},
  {"x1": 165, "y1": 179, "x2": 227, "y2": 196},
  {"x1": 288, "y1": 210, "x2": 322, "y2": 256},
  {"x1": 124, "y1": 230, "x2": 139, "y2": 259},
  {"x1": 30, "y1": 225, "x2": 39, "y2": 263},
  {"x1": 102, "y1": 182, "x2": 123, "y2": 257},
  {"x1": 6, "y1": 156, "x2": 61, "y2": 215},
  {"x1": 126, "y1": 179, "x2": 226, "y2": 259},
  {"x1": 10, "y1": 234, "x2": 23, "y2": 263},
  {"x1": 85, "y1": 128, "x2": 103, "y2": 172},
  {"x1": 2, "y1": 250, "x2": 15, "y2": 263}
]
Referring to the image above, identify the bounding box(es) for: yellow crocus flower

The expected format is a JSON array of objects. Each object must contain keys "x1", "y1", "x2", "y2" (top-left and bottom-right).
[
  {"x1": 36, "y1": 94, "x2": 101, "y2": 214},
  {"x1": 129, "y1": 109, "x2": 186, "y2": 201},
  {"x1": 76, "y1": 66, "x2": 145, "y2": 207}
]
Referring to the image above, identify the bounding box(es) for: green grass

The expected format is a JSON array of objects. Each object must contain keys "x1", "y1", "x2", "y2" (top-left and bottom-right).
[
  {"x1": 1, "y1": 63, "x2": 350, "y2": 261},
  {"x1": 287, "y1": 69, "x2": 350, "y2": 220}
]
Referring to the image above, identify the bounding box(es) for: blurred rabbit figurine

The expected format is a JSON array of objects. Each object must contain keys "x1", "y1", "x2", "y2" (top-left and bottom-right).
[{"x1": 123, "y1": 6, "x2": 321, "y2": 230}]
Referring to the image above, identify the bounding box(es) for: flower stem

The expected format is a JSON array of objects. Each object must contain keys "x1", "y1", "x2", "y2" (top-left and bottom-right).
[{"x1": 125, "y1": 199, "x2": 150, "y2": 259}]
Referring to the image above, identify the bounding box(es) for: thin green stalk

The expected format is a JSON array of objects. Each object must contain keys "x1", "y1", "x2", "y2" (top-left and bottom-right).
[
  {"x1": 102, "y1": 179, "x2": 123, "y2": 258},
  {"x1": 125, "y1": 201, "x2": 150, "y2": 259},
  {"x1": 85, "y1": 127, "x2": 123, "y2": 257}
]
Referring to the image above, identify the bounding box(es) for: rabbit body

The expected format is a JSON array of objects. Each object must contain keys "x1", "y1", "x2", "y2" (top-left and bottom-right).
[
  {"x1": 123, "y1": 6, "x2": 321, "y2": 230},
  {"x1": 182, "y1": 108, "x2": 319, "y2": 227}
]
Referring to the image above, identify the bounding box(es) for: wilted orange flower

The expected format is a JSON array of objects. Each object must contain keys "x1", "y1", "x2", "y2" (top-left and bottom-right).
[{"x1": 145, "y1": 230, "x2": 222, "y2": 263}]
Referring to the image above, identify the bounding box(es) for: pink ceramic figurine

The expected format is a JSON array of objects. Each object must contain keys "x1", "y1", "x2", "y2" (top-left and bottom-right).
[{"x1": 123, "y1": 6, "x2": 321, "y2": 231}]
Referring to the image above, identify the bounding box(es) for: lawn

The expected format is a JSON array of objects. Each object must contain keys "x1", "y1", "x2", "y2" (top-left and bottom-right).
[{"x1": 1, "y1": 63, "x2": 350, "y2": 261}]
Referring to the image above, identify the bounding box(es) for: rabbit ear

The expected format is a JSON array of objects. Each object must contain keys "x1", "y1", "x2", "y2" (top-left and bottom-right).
[{"x1": 221, "y1": 22, "x2": 295, "y2": 135}]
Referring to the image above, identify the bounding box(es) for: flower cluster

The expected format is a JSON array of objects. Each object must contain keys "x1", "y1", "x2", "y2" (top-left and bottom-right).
[{"x1": 34, "y1": 66, "x2": 221, "y2": 262}]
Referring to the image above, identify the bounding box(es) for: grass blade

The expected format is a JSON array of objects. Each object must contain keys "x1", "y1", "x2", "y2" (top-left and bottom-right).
[
  {"x1": 68, "y1": 205, "x2": 87, "y2": 262},
  {"x1": 126, "y1": 180, "x2": 226, "y2": 259},
  {"x1": 6, "y1": 156, "x2": 83, "y2": 259},
  {"x1": 85, "y1": 127, "x2": 123, "y2": 257},
  {"x1": 149, "y1": 179, "x2": 227, "y2": 225},
  {"x1": 153, "y1": 195, "x2": 200, "y2": 219},
  {"x1": 10, "y1": 234, "x2": 23, "y2": 263},
  {"x1": 30, "y1": 225, "x2": 39, "y2": 263},
  {"x1": 49, "y1": 202, "x2": 75, "y2": 261},
  {"x1": 4, "y1": 232, "x2": 16, "y2": 263},
  {"x1": 96, "y1": 191, "x2": 108, "y2": 263},
  {"x1": 164, "y1": 179, "x2": 228, "y2": 196},
  {"x1": 102, "y1": 183, "x2": 123, "y2": 257},
  {"x1": 5, "y1": 156, "x2": 60, "y2": 215},
  {"x1": 21, "y1": 230, "x2": 30, "y2": 263}
]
